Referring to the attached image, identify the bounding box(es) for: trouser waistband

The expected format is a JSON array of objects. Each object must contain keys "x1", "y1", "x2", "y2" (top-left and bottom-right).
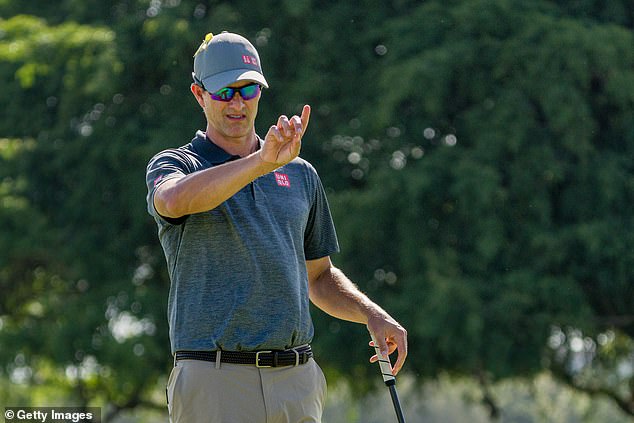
[{"x1": 174, "y1": 345, "x2": 312, "y2": 368}]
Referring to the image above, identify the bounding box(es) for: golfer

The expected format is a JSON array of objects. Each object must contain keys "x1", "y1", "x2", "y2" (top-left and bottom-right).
[{"x1": 146, "y1": 31, "x2": 407, "y2": 423}]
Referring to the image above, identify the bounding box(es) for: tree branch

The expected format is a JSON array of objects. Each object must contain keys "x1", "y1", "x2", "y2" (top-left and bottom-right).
[{"x1": 477, "y1": 370, "x2": 501, "y2": 421}]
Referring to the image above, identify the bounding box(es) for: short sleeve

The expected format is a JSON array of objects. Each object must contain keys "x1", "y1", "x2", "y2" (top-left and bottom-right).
[
  {"x1": 304, "y1": 171, "x2": 340, "y2": 260},
  {"x1": 145, "y1": 150, "x2": 189, "y2": 224}
]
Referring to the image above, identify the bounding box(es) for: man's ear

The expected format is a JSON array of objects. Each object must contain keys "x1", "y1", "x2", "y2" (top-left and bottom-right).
[{"x1": 191, "y1": 83, "x2": 206, "y2": 108}]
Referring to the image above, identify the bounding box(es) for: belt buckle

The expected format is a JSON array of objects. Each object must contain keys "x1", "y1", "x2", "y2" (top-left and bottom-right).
[
  {"x1": 255, "y1": 350, "x2": 272, "y2": 368},
  {"x1": 290, "y1": 348, "x2": 300, "y2": 366}
]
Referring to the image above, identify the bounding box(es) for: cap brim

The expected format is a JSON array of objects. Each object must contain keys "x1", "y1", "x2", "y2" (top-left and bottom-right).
[{"x1": 201, "y1": 69, "x2": 269, "y2": 93}]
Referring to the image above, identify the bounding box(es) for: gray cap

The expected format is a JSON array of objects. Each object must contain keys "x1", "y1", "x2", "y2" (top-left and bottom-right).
[{"x1": 193, "y1": 32, "x2": 268, "y2": 93}]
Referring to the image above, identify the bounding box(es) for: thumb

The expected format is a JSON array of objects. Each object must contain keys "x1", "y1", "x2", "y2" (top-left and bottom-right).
[{"x1": 300, "y1": 104, "x2": 311, "y2": 133}]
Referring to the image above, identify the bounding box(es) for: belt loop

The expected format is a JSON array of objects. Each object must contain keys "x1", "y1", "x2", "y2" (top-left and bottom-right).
[
  {"x1": 291, "y1": 348, "x2": 300, "y2": 366},
  {"x1": 173, "y1": 353, "x2": 177, "y2": 368},
  {"x1": 215, "y1": 350, "x2": 222, "y2": 369}
]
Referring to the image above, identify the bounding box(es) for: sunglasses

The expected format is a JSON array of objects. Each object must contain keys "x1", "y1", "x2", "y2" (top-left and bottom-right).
[{"x1": 209, "y1": 83, "x2": 261, "y2": 102}]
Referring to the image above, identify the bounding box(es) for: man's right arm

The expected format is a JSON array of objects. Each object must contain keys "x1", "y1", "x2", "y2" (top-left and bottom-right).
[
  {"x1": 154, "y1": 152, "x2": 275, "y2": 218},
  {"x1": 155, "y1": 105, "x2": 311, "y2": 219}
]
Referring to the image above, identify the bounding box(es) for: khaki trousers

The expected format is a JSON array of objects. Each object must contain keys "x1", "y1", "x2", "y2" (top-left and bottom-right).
[{"x1": 167, "y1": 358, "x2": 327, "y2": 423}]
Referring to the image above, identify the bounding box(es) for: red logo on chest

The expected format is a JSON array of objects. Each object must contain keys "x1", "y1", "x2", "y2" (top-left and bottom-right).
[{"x1": 275, "y1": 172, "x2": 290, "y2": 188}]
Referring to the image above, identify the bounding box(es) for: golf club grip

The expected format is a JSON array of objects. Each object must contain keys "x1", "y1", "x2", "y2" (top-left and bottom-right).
[{"x1": 370, "y1": 334, "x2": 395, "y2": 384}]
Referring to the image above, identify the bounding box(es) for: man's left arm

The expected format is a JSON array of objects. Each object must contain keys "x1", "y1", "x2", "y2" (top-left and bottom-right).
[{"x1": 307, "y1": 256, "x2": 408, "y2": 375}]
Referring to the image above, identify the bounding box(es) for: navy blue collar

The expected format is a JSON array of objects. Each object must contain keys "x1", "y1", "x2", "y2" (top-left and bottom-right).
[{"x1": 191, "y1": 131, "x2": 261, "y2": 165}]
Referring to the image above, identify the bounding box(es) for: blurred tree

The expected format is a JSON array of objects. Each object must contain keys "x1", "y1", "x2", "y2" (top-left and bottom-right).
[
  {"x1": 0, "y1": 0, "x2": 633, "y2": 420},
  {"x1": 0, "y1": 13, "x2": 169, "y2": 420},
  {"x1": 318, "y1": 0, "x2": 634, "y2": 417},
  {"x1": 547, "y1": 0, "x2": 634, "y2": 28}
]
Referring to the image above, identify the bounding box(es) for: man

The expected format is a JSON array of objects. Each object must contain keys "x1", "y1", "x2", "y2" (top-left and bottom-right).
[{"x1": 146, "y1": 31, "x2": 407, "y2": 423}]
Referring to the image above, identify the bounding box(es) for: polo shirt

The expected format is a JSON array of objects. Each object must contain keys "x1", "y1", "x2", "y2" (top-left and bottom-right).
[{"x1": 146, "y1": 131, "x2": 339, "y2": 353}]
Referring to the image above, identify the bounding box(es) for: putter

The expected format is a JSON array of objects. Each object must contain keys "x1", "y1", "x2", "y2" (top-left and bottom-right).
[{"x1": 370, "y1": 334, "x2": 407, "y2": 423}]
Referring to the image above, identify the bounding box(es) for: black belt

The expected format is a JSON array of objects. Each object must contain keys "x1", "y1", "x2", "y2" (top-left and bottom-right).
[{"x1": 175, "y1": 345, "x2": 312, "y2": 368}]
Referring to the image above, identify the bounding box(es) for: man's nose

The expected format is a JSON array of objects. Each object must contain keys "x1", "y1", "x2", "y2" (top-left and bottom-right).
[{"x1": 228, "y1": 92, "x2": 245, "y2": 106}]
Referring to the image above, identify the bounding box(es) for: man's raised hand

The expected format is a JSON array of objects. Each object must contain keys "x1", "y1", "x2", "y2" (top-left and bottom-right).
[{"x1": 260, "y1": 105, "x2": 311, "y2": 165}]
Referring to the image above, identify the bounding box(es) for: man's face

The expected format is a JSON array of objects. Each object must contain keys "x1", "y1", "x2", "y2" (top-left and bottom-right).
[{"x1": 202, "y1": 81, "x2": 261, "y2": 141}]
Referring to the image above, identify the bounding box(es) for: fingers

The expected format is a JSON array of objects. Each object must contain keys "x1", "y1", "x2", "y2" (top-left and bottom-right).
[
  {"x1": 266, "y1": 124, "x2": 283, "y2": 144},
  {"x1": 391, "y1": 332, "x2": 408, "y2": 375},
  {"x1": 268, "y1": 113, "x2": 299, "y2": 143},
  {"x1": 375, "y1": 335, "x2": 390, "y2": 359},
  {"x1": 300, "y1": 104, "x2": 311, "y2": 132},
  {"x1": 261, "y1": 105, "x2": 310, "y2": 165},
  {"x1": 277, "y1": 115, "x2": 291, "y2": 138},
  {"x1": 276, "y1": 105, "x2": 310, "y2": 140},
  {"x1": 368, "y1": 322, "x2": 408, "y2": 376},
  {"x1": 290, "y1": 116, "x2": 303, "y2": 139}
]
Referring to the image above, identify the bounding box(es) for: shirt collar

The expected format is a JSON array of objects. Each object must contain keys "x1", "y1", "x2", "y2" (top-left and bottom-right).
[{"x1": 191, "y1": 130, "x2": 261, "y2": 165}]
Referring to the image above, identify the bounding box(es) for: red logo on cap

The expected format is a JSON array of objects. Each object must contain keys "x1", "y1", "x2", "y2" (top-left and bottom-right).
[
  {"x1": 242, "y1": 55, "x2": 258, "y2": 66},
  {"x1": 153, "y1": 174, "x2": 164, "y2": 187},
  {"x1": 275, "y1": 172, "x2": 290, "y2": 188}
]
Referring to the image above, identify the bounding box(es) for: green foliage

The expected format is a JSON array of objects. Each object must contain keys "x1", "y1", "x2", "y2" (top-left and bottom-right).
[
  {"x1": 1, "y1": 0, "x2": 633, "y2": 419},
  {"x1": 316, "y1": 0, "x2": 634, "y2": 414}
]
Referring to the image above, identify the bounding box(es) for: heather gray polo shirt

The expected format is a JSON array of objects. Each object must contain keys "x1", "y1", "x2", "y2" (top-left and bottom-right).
[{"x1": 146, "y1": 131, "x2": 339, "y2": 354}]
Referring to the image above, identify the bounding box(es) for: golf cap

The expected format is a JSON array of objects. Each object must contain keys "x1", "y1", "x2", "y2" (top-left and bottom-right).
[{"x1": 193, "y1": 32, "x2": 268, "y2": 93}]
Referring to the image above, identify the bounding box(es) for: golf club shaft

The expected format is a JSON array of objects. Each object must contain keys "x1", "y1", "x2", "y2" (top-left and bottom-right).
[
  {"x1": 370, "y1": 334, "x2": 406, "y2": 423},
  {"x1": 388, "y1": 384, "x2": 406, "y2": 423}
]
